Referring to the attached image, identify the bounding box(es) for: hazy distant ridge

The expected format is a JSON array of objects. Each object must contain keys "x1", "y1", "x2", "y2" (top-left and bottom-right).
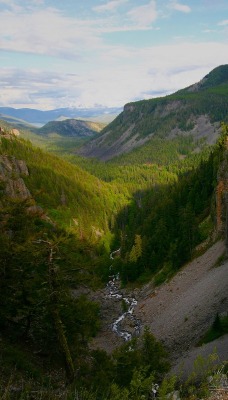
[{"x1": 0, "y1": 106, "x2": 122, "y2": 125}]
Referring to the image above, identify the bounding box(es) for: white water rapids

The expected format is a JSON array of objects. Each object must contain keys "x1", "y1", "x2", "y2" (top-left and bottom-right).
[{"x1": 106, "y1": 250, "x2": 141, "y2": 341}]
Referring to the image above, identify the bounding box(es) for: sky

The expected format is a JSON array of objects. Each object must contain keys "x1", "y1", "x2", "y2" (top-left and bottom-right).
[{"x1": 0, "y1": 0, "x2": 228, "y2": 110}]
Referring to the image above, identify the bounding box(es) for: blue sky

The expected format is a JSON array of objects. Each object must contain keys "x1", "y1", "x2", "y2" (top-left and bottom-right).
[{"x1": 0, "y1": 0, "x2": 227, "y2": 110}]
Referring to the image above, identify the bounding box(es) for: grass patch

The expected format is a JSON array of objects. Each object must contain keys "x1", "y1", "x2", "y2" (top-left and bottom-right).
[
  {"x1": 213, "y1": 251, "x2": 228, "y2": 268},
  {"x1": 198, "y1": 314, "x2": 228, "y2": 346},
  {"x1": 153, "y1": 262, "x2": 175, "y2": 287},
  {"x1": 154, "y1": 271, "x2": 167, "y2": 286},
  {"x1": 198, "y1": 216, "x2": 213, "y2": 242}
]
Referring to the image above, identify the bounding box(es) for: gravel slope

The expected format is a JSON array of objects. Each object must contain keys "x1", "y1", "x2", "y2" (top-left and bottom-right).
[
  {"x1": 171, "y1": 334, "x2": 228, "y2": 378},
  {"x1": 135, "y1": 240, "x2": 228, "y2": 361}
]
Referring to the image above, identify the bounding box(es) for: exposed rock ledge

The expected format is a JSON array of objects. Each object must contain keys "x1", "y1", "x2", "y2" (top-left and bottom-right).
[
  {"x1": 0, "y1": 154, "x2": 55, "y2": 225},
  {"x1": 0, "y1": 155, "x2": 31, "y2": 200}
]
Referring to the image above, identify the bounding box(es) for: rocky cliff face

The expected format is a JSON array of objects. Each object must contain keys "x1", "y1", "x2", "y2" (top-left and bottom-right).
[
  {"x1": 0, "y1": 155, "x2": 31, "y2": 200},
  {"x1": 79, "y1": 114, "x2": 221, "y2": 161},
  {"x1": 0, "y1": 125, "x2": 20, "y2": 138},
  {"x1": 78, "y1": 123, "x2": 152, "y2": 161},
  {"x1": 0, "y1": 148, "x2": 54, "y2": 225}
]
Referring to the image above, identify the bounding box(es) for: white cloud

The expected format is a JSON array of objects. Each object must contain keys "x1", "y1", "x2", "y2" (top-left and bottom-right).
[
  {"x1": 68, "y1": 41, "x2": 228, "y2": 106},
  {"x1": 97, "y1": 24, "x2": 157, "y2": 33},
  {"x1": 169, "y1": 1, "x2": 191, "y2": 13},
  {"x1": 1, "y1": 41, "x2": 227, "y2": 109},
  {"x1": 0, "y1": 67, "x2": 83, "y2": 109},
  {"x1": 0, "y1": 0, "x2": 44, "y2": 8},
  {"x1": 0, "y1": 0, "x2": 43, "y2": 14},
  {"x1": 0, "y1": 1, "x2": 160, "y2": 56},
  {"x1": 0, "y1": 2, "x2": 227, "y2": 110},
  {"x1": 202, "y1": 29, "x2": 217, "y2": 33},
  {"x1": 93, "y1": 0, "x2": 128, "y2": 13},
  {"x1": 218, "y1": 19, "x2": 228, "y2": 26},
  {"x1": 0, "y1": 8, "x2": 103, "y2": 58},
  {"x1": 0, "y1": 0, "x2": 15, "y2": 6},
  {"x1": 127, "y1": 1, "x2": 158, "y2": 27}
]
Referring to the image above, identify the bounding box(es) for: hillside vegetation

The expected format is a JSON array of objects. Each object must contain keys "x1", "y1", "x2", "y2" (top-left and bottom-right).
[
  {"x1": 0, "y1": 67, "x2": 228, "y2": 399},
  {"x1": 0, "y1": 130, "x2": 172, "y2": 398},
  {"x1": 38, "y1": 118, "x2": 105, "y2": 137},
  {"x1": 71, "y1": 135, "x2": 212, "y2": 193}
]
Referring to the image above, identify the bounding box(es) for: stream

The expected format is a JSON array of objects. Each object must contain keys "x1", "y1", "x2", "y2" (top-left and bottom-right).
[{"x1": 106, "y1": 250, "x2": 141, "y2": 341}]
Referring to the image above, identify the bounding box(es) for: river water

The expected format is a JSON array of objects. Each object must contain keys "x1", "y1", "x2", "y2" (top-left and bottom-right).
[{"x1": 106, "y1": 250, "x2": 141, "y2": 340}]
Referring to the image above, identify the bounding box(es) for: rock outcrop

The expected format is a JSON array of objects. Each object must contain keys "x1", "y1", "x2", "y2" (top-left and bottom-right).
[
  {"x1": 0, "y1": 125, "x2": 20, "y2": 138},
  {"x1": 0, "y1": 153, "x2": 55, "y2": 226},
  {"x1": 0, "y1": 155, "x2": 31, "y2": 200},
  {"x1": 216, "y1": 132, "x2": 228, "y2": 247}
]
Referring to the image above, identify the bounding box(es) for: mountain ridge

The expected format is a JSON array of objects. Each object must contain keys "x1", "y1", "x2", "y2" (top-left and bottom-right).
[
  {"x1": 78, "y1": 65, "x2": 228, "y2": 161},
  {"x1": 37, "y1": 118, "x2": 105, "y2": 137},
  {"x1": 183, "y1": 64, "x2": 228, "y2": 93}
]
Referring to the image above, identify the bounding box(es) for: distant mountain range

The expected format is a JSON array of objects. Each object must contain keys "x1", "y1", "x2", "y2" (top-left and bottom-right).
[
  {"x1": 78, "y1": 65, "x2": 228, "y2": 160},
  {"x1": 37, "y1": 119, "x2": 105, "y2": 137},
  {"x1": 0, "y1": 106, "x2": 122, "y2": 126},
  {"x1": 1, "y1": 65, "x2": 227, "y2": 156}
]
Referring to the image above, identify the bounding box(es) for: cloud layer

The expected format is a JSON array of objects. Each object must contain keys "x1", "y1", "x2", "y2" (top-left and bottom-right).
[{"x1": 0, "y1": 0, "x2": 227, "y2": 109}]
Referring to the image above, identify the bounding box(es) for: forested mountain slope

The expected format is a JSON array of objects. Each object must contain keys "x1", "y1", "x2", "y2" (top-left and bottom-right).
[
  {"x1": 0, "y1": 128, "x2": 129, "y2": 246},
  {"x1": 0, "y1": 119, "x2": 228, "y2": 397},
  {"x1": 0, "y1": 124, "x2": 172, "y2": 397},
  {"x1": 78, "y1": 65, "x2": 228, "y2": 160}
]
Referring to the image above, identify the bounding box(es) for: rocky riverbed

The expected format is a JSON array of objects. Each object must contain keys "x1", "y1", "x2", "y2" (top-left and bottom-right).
[{"x1": 90, "y1": 240, "x2": 228, "y2": 372}]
